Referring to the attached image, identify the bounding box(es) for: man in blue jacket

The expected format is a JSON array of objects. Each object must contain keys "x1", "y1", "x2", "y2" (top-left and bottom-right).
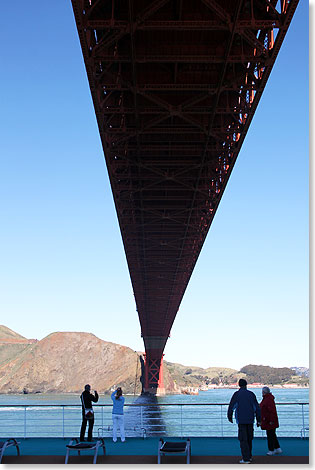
[{"x1": 227, "y1": 379, "x2": 261, "y2": 463}]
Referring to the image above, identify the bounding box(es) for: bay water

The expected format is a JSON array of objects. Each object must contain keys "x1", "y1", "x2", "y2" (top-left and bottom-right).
[{"x1": 0, "y1": 388, "x2": 309, "y2": 438}]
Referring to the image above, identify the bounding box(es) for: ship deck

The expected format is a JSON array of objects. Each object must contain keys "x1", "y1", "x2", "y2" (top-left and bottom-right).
[{"x1": 1, "y1": 436, "x2": 309, "y2": 464}]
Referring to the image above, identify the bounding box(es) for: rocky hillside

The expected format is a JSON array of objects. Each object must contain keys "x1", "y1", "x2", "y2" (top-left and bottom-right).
[
  {"x1": 0, "y1": 325, "x2": 37, "y2": 374},
  {"x1": 0, "y1": 326, "x2": 308, "y2": 394},
  {"x1": 0, "y1": 330, "x2": 145, "y2": 394},
  {"x1": 0, "y1": 325, "x2": 32, "y2": 343},
  {"x1": 0, "y1": 327, "x2": 178, "y2": 394}
]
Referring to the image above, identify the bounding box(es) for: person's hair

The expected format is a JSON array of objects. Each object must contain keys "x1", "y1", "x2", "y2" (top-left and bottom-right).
[
  {"x1": 115, "y1": 387, "x2": 122, "y2": 399},
  {"x1": 238, "y1": 379, "x2": 247, "y2": 387},
  {"x1": 262, "y1": 386, "x2": 270, "y2": 394},
  {"x1": 84, "y1": 384, "x2": 91, "y2": 391}
]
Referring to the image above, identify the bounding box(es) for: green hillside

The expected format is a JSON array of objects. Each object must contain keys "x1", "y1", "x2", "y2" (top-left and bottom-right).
[
  {"x1": 240, "y1": 364, "x2": 309, "y2": 386},
  {"x1": 164, "y1": 361, "x2": 244, "y2": 387},
  {"x1": 164, "y1": 362, "x2": 309, "y2": 388}
]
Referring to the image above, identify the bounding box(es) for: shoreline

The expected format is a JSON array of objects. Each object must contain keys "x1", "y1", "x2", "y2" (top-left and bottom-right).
[{"x1": 0, "y1": 385, "x2": 309, "y2": 396}]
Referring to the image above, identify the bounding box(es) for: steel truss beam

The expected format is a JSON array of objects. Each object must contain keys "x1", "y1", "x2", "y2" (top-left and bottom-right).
[{"x1": 72, "y1": 0, "x2": 299, "y2": 388}]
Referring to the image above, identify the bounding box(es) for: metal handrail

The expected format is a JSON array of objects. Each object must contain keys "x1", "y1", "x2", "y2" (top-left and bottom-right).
[
  {"x1": 0, "y1": 402, "x2": 309, "y2": 407},
  {"x1": 0, "y1": 402, "x2": 309, "y2": 439}
]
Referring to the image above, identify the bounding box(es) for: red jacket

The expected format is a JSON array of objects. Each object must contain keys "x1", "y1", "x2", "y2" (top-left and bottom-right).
[{"x1": 260, "y1": 393, "x2": 279, "y2": 430}]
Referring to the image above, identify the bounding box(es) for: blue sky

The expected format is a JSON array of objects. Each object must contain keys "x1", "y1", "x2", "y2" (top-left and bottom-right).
[{"x1": 0, "y1": 1, "x2": 308, "y2": 370}]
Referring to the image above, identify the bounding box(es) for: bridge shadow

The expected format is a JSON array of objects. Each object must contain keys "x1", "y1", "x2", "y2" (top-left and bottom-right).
[{"x1": 125, "y1": 394, "x2": 166, "y2": 437}]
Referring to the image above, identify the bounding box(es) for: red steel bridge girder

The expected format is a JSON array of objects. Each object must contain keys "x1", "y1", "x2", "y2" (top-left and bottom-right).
[
  {"x1": 71, "y1": 0, "x2": 299, "y2": 388},
  {"x1": 144, "y1": 354, "x2": 165, "y2": 393}
]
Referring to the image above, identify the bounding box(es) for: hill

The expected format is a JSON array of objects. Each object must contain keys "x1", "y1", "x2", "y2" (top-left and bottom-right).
[
  {"x1": 0, "y1": 326, "x2": 308, "y2": 393},
  {"x1": 0, "y1": 331, "x2": 143, "y2": 394},
  {"x1": 164, "y1": 361, "x2": 244, "y2": 388},
  {"x1": 0, "y1": 325, "x2": 38, "y2": 373},
  {"x1": 166, "y1": 362, "x2": 308, "y2": 389},
  {"x1": 0, "y1": 329, "x2": 177, "y2": 394},
  {"x1": 240, "y1": 364, "x2": 309, "y2": 387},
  {"x1": 0, "y1": 325, "x2": 28, "y2": 342}
]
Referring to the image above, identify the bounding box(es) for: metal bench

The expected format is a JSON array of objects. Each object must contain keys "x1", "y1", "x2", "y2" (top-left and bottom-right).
[
  {"x1": 158, "y1": 438, "x2": 191, "y2": 464},
  {"x1": 65, "y1": 437, "x2": 106, "y2": 464},
  {"x1": 0, "y1": 438, "x2": 20, "y2": 463}
]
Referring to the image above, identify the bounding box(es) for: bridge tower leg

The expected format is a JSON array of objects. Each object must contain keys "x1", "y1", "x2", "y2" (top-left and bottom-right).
[{"x1": 144, "y1": 354, "x2": 165, "y2": 395}]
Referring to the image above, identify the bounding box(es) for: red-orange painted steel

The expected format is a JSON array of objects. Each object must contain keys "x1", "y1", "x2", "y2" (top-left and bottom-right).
[
  {"x1": 144, "y1": 354, "x2": 164, "y2": 391},
  {"x1": 71, "y1": 0, "x2": 298, "y2": 386}
]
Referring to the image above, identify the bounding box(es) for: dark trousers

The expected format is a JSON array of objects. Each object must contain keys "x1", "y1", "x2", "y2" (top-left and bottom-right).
[
  {"x1": 238, "y1": 424, "x2": 254, "y2": 462},
  {"x1": 266, "y1": 429, "x2": 280, "y2": 451},
  {"x1": 80, "y1": 414, "x2": 94, "y2": 441}
]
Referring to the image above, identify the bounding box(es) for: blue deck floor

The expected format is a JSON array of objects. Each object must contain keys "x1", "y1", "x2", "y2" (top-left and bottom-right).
[{"x1": 2, "y1": 437, "x2": 308, "y2": 457}]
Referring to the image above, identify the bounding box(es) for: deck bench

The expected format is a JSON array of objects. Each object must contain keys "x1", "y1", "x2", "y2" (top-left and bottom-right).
[
  {"x1": 0, "y1": 438, "x2": 20, "y2": 463},
  {"x1": 158, "y1": 438, "x2": 191, "y2": 464},
  {"x1": 65, "y1": 437, "x2": 106, "y2": 464}
]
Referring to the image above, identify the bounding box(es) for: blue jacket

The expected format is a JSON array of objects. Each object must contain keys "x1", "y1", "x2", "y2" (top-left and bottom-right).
[
  {"x1": 227, "y1": 388, "x2": 261, "y2": 424},
  {"x1": 111, "y1": 391, "x2": 125, "y2": 415}
]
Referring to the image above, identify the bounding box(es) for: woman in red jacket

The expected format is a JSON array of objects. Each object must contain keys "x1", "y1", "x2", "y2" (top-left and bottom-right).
[{"x1": 260, "y1": 387, "x2": 282, "y2": 455}]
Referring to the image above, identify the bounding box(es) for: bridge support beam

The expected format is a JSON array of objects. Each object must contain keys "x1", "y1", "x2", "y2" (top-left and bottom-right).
[{"x1": 143, "y1": 354, "x2": 165, "y2": 395}]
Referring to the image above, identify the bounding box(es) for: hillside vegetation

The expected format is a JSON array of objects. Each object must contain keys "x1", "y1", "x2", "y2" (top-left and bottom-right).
[
  {"x1": 240, "y1": 365, "x2": 309, "y2": 386},
  {"x1": 166, "y1": 362, "x2": 308, "y2": 389},
  {"x1": 165, "y1": 361, "x2": 244, "y2": 387}
]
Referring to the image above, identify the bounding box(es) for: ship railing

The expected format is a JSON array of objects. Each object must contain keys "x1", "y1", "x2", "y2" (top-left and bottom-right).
[
  {"x1": 0, "y1": 402, "x2": 309, "y2": 439},
  {"x1": 97, "y1": 425, "x2": 147, "y2": 439},
  {"x1": 300, "y1": 426, "x2": 309, "y2": 439}
]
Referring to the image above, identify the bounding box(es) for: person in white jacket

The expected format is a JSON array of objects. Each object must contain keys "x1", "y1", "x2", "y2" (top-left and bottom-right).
[{"x1": 111, "y1": 388, "x2": 125, "y2": 442}]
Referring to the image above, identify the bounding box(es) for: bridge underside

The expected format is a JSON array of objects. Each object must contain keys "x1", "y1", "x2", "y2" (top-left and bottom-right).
[{"x1": 72, "y1": 0, "x2": 298, "y2": 388}]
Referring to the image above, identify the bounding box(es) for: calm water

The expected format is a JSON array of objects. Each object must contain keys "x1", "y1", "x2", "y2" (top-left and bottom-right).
[{"x1": 0, "y1": 388, "x2": 309, "y2": 438}]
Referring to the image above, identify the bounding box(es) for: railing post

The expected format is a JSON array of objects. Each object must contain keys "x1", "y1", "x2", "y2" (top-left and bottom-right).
[
  {"x1": 220, "y1": 405, "x2": 224, "y2": 438},
  {"x1": 102, "y1": 405, "x2": 104, "y2": 430},
  {"x1": 140, "y1": 405, "x2": 143, "y2": 430},
  {"x1": 301, "y1": 404, "x2": 305, "y2": 439},
  {"x1": 24, "y1": 407, "x2": 27, "y2": 439},
  {"x1": 180, "y1": 405, "x2": 183, "y2": 439},
  {"x1": 62, "y1": 406, "x2": 65, "y2": 438}
]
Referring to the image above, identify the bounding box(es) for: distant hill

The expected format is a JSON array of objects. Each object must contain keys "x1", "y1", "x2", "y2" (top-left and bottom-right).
[
  {"x1": 240, "y1": 364, "x2": 309, "y2": 386},
  {"x1": 165, "y1": 362, "x2": 308, "y2": 389},
  {"x1": 0, "y1": 326, "x2": 308, "y2": 394},
  {"x1": 164, "y1": 361, "x2": 244, "y2": 388}
]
